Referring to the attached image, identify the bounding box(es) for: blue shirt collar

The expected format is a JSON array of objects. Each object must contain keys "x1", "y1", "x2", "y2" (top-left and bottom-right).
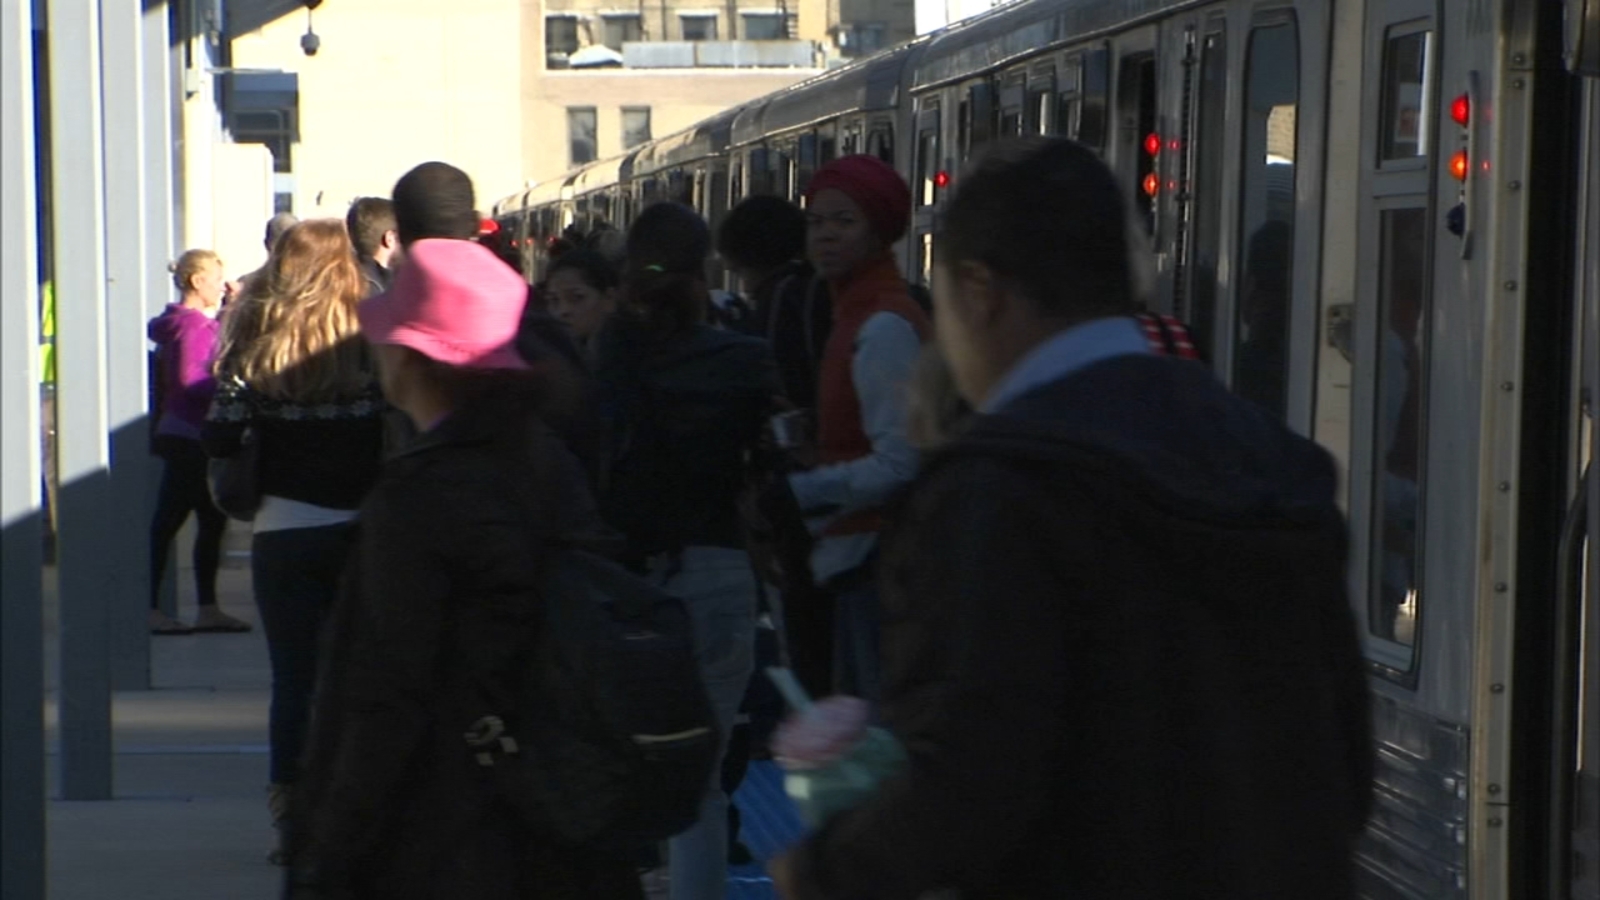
[{"x1": 982, "y1": 316, "x2": 1153, "y2": 414}]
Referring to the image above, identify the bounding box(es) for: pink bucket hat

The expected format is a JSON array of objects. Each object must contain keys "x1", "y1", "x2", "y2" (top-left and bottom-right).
[{"x1": 358, "y1": 238, "x2": 529, "y2": 370}]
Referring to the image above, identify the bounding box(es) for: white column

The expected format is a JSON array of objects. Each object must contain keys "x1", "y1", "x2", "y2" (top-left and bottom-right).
[
  {"x1": 0, "y1": 0, "x2": 46, "y2": 895},
  {"x1": 146, "y1": 0, "x2": 180, "y2": 622},
  {"x1": 48, "y1": 0, "x2": 115, "y2": 801},
  {"x1": 102, "y1": 0, "x2": 153, "y2": 692}
]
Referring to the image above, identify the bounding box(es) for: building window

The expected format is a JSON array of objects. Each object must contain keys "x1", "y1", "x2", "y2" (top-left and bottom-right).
[
  {"x1": 743, "y1": 13, "x2": 785, "y2": 40},
  {"x1": 547, "y1": 15, "x2": 579, "y2": 65},
  {"x1": 568, "y1": 107, "x2": 597, "y2": 166},
  {"x1": 681, "y1": 14, "x2": 717, "y2": 41},
  {"x1": 603, "y1": 14, "x2": 641, "y2": 51},
  {"x1": 623, "y1": 107, "x2": 652, "y2": 149}
]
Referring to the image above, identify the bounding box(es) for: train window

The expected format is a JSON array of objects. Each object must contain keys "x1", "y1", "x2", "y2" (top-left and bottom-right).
[
  {"x1": 1232, "y1": 19, "x2": 1299, "y2": 420},
  {"x1": 1028, "y1": 69, "x2": 1053, "y2": 135},
  {"x1": 1380, "y1": 29, "x2": 1433, "y2": 162},
  {"x1": 916, "y1": 127, "x2": 940, "y2": 207},
  {"x1": 1079, "y1": 47, "x2": 1110, "y2": 153},
  {"x1": 868, "y1": 126, "x2": 893, "y2": 164},
  {"x1": 798, "y1": 133, "x2": 819, "y2": 190},
  {"x1": 1187, "y1": 28, "x2": 1227, "y2": 364},
  {"x1": 968, "y1": 82, "x2": 995, "y2": 150},
  {"x1": 1370, "y1": 206, "x2": 1429, "y2": 648},
  {"x1": 958, "y1": 100, "x2": 971, "y2": 159}
]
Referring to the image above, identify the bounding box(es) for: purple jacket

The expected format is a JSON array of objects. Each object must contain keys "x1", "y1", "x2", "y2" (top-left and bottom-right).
[{"x1": 148, "y1": 304, "x2": 220, "y2": 441}]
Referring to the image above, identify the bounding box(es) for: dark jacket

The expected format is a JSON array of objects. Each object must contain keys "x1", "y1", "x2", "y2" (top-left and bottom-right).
[
  {"x1": 786, "y1": 354, "x2": 1373, "y2": 900},
  {"x1": 286, "y1": 386, "x2": 637, "y2": 900},
  {"x1": 592, "y1": 321, "x2": 783, "y2": 558},
  {"x1": 741, "y1": 261, "x2": 830, "y2": 411},
  {"x1": 358, "y1": 257, "x2": 392, "y2": 298}
]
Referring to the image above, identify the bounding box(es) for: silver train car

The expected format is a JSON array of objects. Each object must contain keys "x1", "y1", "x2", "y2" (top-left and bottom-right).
[{"x1": 493, "y1": 1, "x2": 1600, "y2": 897}]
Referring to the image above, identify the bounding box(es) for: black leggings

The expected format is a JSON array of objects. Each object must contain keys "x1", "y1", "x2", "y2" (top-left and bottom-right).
[{"x1": 149, "y1": 436, "x2": 227, "y2": 609}]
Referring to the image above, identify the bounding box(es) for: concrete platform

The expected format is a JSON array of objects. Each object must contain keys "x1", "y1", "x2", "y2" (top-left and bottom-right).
[{"x1": 41, "y1": 542, "x2": 803, "y2": 899}]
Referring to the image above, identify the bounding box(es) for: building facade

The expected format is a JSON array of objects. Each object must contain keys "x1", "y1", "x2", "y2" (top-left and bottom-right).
[{"x1": 213, "y1": 0, "x2": 916, "y2": 221}]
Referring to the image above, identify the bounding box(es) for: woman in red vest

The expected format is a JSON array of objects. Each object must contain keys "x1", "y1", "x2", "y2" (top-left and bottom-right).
[{"x1": 787, "y1": 155, "x2": 930, "y2": 703}]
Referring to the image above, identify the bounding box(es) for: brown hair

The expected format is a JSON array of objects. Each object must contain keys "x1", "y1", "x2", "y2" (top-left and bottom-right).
[
  {"x1": 346, "y1": 197, "x2": 397, "y2": 259},
  {"x1": 169, "y1": 249, "x2": 222, "y2": 293},
  {"x1": 215, "y1": 219, "x2": 371, "y2": 401}
]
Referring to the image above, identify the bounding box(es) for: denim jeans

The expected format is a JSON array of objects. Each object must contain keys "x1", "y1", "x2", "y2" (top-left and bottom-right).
[
  {"x1": 833, "y1": 576, "x2": 882, "y2": 703},
  {"x1": 252, "y1": 523, "x2": 354, "y2": 785},
  {"x1": 650, "y1": 546, "x2": 757, "y2": 900}
]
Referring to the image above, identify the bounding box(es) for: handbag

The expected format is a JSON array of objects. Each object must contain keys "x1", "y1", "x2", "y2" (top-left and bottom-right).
[{"x1": 208, "y1": 426, "x2": 261, "y2": 521}]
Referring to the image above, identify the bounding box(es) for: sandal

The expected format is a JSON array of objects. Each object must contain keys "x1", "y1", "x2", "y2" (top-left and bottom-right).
[
  {"x1": 150, "y1": 611, "x2": 194, "y2": 636},
  {"x1": 191, "y1": 608, "x2": 253, "y2": 634}
]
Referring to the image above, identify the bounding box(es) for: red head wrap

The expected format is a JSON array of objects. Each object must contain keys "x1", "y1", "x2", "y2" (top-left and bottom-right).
[{"x1": 804, "y1": 155, "x2": 912, "y2": 245}]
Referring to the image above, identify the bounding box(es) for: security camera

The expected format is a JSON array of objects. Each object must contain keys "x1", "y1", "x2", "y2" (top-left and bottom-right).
[{"x1": 301, "y1": 31, "x2": 320, "y2": 56}]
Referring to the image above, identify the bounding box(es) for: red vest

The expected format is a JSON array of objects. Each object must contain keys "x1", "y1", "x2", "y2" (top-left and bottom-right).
[{"x1": 816, "y1": 256, "x2": 931, "y2": 536}]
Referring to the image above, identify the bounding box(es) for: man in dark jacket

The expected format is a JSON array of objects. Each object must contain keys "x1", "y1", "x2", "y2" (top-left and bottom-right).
[
  {"x1": 388, "y1": 162, "x2": 600, "y2": 476},
  {"x1": 718, "y1": 196, "x2": 829, "y2": 410},
  {"x1": 774, "y1": 137, "x2": 1373, "y2": 899},
  {"x1": 346, "y1": 197, "x2": 400, "y2": 296}
]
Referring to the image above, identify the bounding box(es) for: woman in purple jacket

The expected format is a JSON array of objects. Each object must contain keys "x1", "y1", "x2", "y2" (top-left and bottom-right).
[{"x1": 147, "y1": 250, "x2": 252, "y2": 635}]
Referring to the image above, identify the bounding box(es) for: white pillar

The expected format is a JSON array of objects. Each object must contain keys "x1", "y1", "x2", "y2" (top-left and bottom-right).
[
  {"x1": 102, "y1": 0, "x2": 153, "y2": 692},
  {"x1": 0, "y1": 0, "x2": 46, "y2": 894},
  {"x1": 48, "y1": 0, "x2": 115, "y2": 801}
]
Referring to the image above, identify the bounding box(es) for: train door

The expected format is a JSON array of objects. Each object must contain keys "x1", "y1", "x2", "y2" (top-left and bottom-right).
[
  {"x1": 1339, "y1": 2, "x2": 1477, "y2": 897},
  {"x1": 909, "y1": 100, "x2": 942, "y2": 288}
]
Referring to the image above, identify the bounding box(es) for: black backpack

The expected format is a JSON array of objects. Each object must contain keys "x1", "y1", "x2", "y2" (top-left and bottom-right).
[{"x1": 466, "y1": 541, "x2": 719, "y2": 845}]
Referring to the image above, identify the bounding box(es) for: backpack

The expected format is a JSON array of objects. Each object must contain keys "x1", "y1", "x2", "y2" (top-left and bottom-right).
[{"x1": 467, "y1": 540, "x2": 719, "y2": 845}]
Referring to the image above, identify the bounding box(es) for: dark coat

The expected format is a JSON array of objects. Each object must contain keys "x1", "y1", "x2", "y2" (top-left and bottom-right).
[
  {"x1": 786, "y1": 353, "x2": 1373, "y2": 900},
  {"x1": 284, "y1": 386, "x2": 640, "y2": 900}
]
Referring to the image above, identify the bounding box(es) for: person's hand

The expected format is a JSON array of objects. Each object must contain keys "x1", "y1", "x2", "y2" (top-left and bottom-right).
[{"x1": 770, "y1": 850, "x2": 799, "y2": 899}]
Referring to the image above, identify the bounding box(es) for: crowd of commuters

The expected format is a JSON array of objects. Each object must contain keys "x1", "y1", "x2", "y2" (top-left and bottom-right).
[{"x1": 137, "y1": 136, "x2": 1371, "y2": 899}]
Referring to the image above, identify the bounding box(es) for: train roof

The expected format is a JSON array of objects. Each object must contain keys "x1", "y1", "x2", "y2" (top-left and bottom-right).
[
  {"x1": 912, "y1": 0, "x2": 1203, "y2": 90},
  {"x1": 635, "y1": 103, "x2": 748, "y2": 176},
  {"x1": 571, "y1": 147, "x2": 643, "y2": 196},
  {"x1": 747, "y1": 38, "x2": 931, "y2": 140}
]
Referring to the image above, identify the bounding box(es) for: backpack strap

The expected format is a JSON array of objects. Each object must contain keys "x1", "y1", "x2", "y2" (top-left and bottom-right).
[{"x1": 1137, "y1": 313, "x2": 1200, "y2": 361}]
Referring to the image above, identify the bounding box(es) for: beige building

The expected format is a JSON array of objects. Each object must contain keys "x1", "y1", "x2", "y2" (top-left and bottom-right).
[{"x1": 212, "y1": 0, "x2": 912, "y2": 225}]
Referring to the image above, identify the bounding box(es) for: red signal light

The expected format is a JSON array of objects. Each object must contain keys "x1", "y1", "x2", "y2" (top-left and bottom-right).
[
  {"x1": 1451, "y1": 94, "x2": 1470, "y2": 128},
  {"x1": 933, "y1": 170, "x2": 951, "y2": 189},
  {"x1": 1142, "y1": 173, "x2": 1161, "y2": 197},
  {"x1": 1143, "y1": 132, "x2": 1162, "y2": 157},
  {"x1": 1450, "y1": 150, "x2": 1470, "y2": 181},
  {"x1": 479, "y1": 218, "x2": 500, "y2": 236}
]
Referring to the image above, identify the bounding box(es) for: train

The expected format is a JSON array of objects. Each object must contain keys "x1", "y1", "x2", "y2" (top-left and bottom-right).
[{"x1": 491, "y1": 1, "x2": 1600, "y2": 898}]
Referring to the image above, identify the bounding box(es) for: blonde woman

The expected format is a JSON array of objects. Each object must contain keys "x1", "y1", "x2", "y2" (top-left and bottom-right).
[
  {"x1": 148, "y1": 249, "x2": 251, "y2": 635},
  {"x1": 202, "y1": 219, "x2": 386, "y2": 864}
]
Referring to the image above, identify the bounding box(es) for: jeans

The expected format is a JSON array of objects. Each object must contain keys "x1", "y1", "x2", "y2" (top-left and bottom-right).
[
  {"x1": 651, "y1": 546, "x2": 757, "y2": 900},
  {"x1": 252, "y1": 523, "x2": 354, "y2": 785},
  {"x1": 833, "y1": 570, "x2": 882, "y2": 704},
  {"x1": 149, "y1": 435, "x2": 227, "y2": 609}
]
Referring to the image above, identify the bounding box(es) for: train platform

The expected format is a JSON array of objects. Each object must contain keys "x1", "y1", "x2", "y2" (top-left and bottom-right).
[{"x1": 40, "y1": 536, "x2": 804, "y2": 900}]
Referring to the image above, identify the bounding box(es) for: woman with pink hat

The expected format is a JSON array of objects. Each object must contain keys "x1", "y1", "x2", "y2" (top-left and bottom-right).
[{"x1": 284, "y1": 238, "x2": 638, "y2": 900}]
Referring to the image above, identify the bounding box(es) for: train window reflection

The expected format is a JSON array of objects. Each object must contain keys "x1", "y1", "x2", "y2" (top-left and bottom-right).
[
  {"x1": 1233, "y1": 20, "x2": 1299, "y2": 419},
  {"x1": 1371, "y1": 206, "x2": 1428, "y2": 647},
  {"x1": 1380, "y1": 30, "x2": 1433, "y2": 162},
  {"x1": 1187, "y1": 29, "x2": 1226, "y2": 364},
  {"x1": 917, "y1": 128, "x2": 939, "y2": 207}
]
